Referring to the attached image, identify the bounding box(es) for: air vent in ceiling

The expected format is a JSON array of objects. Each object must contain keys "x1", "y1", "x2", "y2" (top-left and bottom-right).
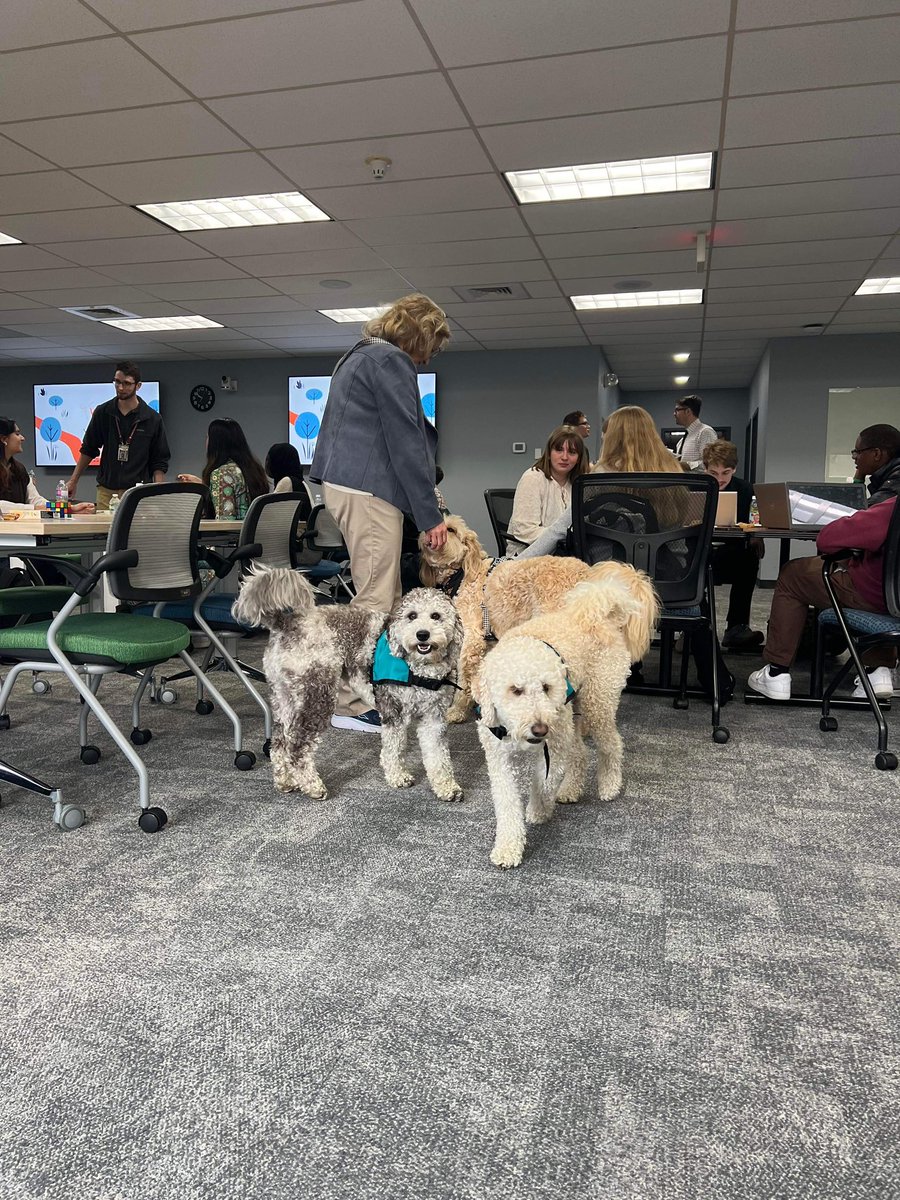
[
  {"x1": 61, "y1": 305, "x2": 140, "y2": 323},
  {"x1": 451, "y1": 283, "x2": 532, "y2": 302}
]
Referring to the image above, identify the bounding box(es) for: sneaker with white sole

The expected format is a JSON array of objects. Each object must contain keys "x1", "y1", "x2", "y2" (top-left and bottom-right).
[
  {"x1": 851, "y1": 667, "x2": 894, "y2": 699},
  {"x1": 747, "y1": 665, "x2": 792, "y2": 700},
  {"x1": 330, "y1": 710, "x2": 382, "y2": 734}
]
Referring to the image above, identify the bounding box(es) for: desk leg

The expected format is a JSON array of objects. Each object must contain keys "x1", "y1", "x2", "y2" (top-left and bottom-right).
[{"x1": 779, "y1": 537, "x2": 792, "y2": 570}]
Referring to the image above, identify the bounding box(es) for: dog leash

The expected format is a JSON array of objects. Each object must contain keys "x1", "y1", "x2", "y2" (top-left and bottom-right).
[{"x1": 480, "y1": 558, "x2": 503, "y2": 641}]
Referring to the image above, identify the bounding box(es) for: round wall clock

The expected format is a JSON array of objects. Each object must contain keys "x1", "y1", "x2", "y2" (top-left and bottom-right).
[{"x1": 190, "y1": 384, "x2": 216, "y2": 412}]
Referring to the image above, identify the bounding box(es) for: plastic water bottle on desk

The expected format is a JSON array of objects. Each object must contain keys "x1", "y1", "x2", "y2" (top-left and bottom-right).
[
  {"x1": 108, "y1": 493, "x2": 120, "y2": 515},
  {"x1": 55, "y1": 478, "x2": 71, "y2": 519},
  {"x1": 749, "y1": 495, "x2": 760, "y2": 526}
]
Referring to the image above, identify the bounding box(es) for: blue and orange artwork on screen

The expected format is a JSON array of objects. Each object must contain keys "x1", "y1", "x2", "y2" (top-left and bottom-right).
[
  {"x1": 33, "y1": 382, "x2": 160, "y2": 467},
  {"x1": 288, "y1": 373, "x2": 436, "y2": 465}
]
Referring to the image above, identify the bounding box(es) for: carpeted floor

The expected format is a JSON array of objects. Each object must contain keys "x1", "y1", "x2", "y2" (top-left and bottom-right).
[{"x1": 1, "y1": 595, "x2": 898, "y2": 1200}]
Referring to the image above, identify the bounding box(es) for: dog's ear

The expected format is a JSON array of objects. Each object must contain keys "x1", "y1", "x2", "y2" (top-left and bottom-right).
[
  {"x1": 470, "y1": 664, "x2": 497, "y2": 727},
  {"x1": 385, "y1": 607, "x2": 405, "y2": 658},
  {"x1": 461, "y1": 525, "x2": 485, "y2": 576},
  {"x1": 419, "y1": 557, "x2": 437, "y2": 587}
]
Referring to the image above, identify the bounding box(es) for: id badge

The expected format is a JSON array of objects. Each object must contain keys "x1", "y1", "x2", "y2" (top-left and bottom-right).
[{"x1": 117, "y1": 442, "x2": 129, "y2": 463}]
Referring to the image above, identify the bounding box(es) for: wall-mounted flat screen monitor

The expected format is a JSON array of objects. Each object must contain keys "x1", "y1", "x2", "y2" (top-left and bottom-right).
[
  {"x1": 34, "y1": 382, "x2": 160, "y2": 467},
  {"x1": 289, "y1": 373, "x2": 436, "y2": 464}
]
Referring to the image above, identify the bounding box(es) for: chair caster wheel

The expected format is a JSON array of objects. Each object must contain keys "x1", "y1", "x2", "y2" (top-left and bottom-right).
[
  {"x1": 263, "y1": 738, "x2": 271, "y2": 758},
  {"x1": 159, "y1": 688, "x2": 177, "y2": 705},
  {"x1": 819, "y1": 716, "x2": 839, "y2": 732},
  {"x1": 875, "y1": 752, "x2": 898, "y2": 771},
  {"x1": 673, "y1": 697, "x2": 689, "y2": 710},
  {"x1": 80, "y1": 745, "x2": 101, "y2": 765},
  {"x1": 195, "y1": 699, "x2": 214, "y2": 715},
  {"x1": 130, "y1": 727, "x2": 152, "y2": 746},
  {"x1": 712, "y1": 727, "x2": 730, "y2": 744},
  {"x1": 138, "y1": 806, "x2": 168, "y2": 833},
  {"x1": 234, "y1": 751, "x2": 256, "y2": 771},
  {"x1": 32, "y1": 678, "x2": 51, "y2": 695},
  {"x1": 0, "y1": 714, "x2": 10, "y2": 730},
  {"x1": 57, "y1": 804, "x2": 86, "y2": 831}
]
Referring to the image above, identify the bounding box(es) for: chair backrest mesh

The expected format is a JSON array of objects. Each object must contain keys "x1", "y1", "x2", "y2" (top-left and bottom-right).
[
  {"x1": 571, "y1": 472, "x2": 717, "y2": 607},
  {"x1": 484, "y1": 489, "x2": 516, "y2": 556},
  {"x1": 882, "y1": 498, "x2": 900, "y2": 618},
  {"x1": 240, "y1": 492, "x2": 305, "y2": 571},
  {"x1": 106, "y1": 483, "x2": 205, "y2": 601},
  {"x1": 309, "y1": 503, "x2": 346, "y2": 551}
]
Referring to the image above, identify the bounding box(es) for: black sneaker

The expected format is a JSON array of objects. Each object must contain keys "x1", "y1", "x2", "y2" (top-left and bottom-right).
[
  {"x1": 722, "y1": 624, "x2": 764, "y2": 651},
  {"x1": 330, "y1": 710, "x2": 382, "y2": 734}
]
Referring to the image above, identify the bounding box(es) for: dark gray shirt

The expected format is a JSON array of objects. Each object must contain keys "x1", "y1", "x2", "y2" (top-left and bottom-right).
[{"x1": 80, "y1": 397, "x2": 170, "y2": 490}]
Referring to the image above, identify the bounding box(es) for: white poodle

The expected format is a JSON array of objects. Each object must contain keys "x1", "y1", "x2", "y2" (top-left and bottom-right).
[
  {"x1": 373, "y1": 588, "x2": 464, "y2": 802},
  {"x1": 232, "y1": 566, "x2": 384, "y2": 799},
  {"x1": 473, "y1": 561, "x2": 659, "y2": 868}
]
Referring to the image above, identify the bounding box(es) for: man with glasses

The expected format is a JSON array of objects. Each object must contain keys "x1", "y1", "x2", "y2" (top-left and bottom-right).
[
  {"x1": 66, "y1": 361, "x2": 170, "y2": 510},
  {"x1": 673, "y1": 394, "x2": 717, "y2": 469},
  {"x1": 851, "y1": 424, "x2": 900, "y2": 507}
]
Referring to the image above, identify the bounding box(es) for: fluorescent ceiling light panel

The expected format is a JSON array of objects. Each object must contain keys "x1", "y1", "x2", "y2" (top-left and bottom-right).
[
  {"x1": 674, "y1": 375, "x2": 691, "y2": 385},
  {"x1": 672, "y1": 352, "x2": 691, "y2": 363},
  {"x1": 136, "y1": 191, "x2": 330, "y2": 232},
  {"x1": 855, "y1": 277, "x2": 900, "y2": 295},
  {"x1": 101, "y1": 316, "x2": 224, "y2": 332},
  {"x1": 0, "y1": 231, "x2": 23, "y2": 246},
  {"x1": 506, "y1": 152, "x2": 713, "y2": 204},
  {"x1": 571, "y1": 289, "x2": 703, "y2": 310},
  {"x1": 319, "y1": 306, "x2": 389, "y2": 323}
]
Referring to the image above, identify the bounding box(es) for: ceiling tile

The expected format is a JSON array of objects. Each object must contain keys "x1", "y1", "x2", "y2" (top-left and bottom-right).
[
  {"x1": 716, "y1": 176, "x2": 900, "y2": 220},
  {"x1": 40, "y1": 235, "x2": 215, "y2": 267},
  {"x1": 0, "y1": 246, "x2": 74, "y2": 271},
  {"x1": 209, "y1": 74, "x2": 466, "y2": 148},
  {"x1": 441, "y1": 297, "x2": 571, "y2": 316},
  {"x1": 0, "y1": 135, "x2": 54, "y2": 176},
  {"x1": 0, "y1": 266, "x2": 120, "y2": 291},
  {"x1": 537, "y1": 226, "x2": 711, "y2": 259},
  {"x1": 309, "y1": 175, "x2": 512, "y2": 221},
  {"x1": 706, "y1": 282, "x2": 855, "y2": 302},
  {"x1": 0, "y1": 172, "x2": 115, "y2": 215},
  {"x1": 98, "y1": 260, "x2": 253, "y2": 285},
  {"x1": 3, "y1": 105, "x2": 245, "y2": 170},
  {"x1": 181, "y1": 224, "x2": 366, "y2": 257},
  {"x1": 557, "y1": 270, "x2": 701, "y2": 293},
  {"x1": 0, "y1": 0, "x2": 113, "y2": 50},
  {"x1": 268, "y1": 130, "x2": 493, "y2": 190},
  {"x1": 731, "y1": 17, "x2": 900, "y2": 94},
  {"x1": 395, "y1": 262, "x2": 551, "y2": 288},
  {"x1": 711, "y1": 236, "x2": 889, "y2": 269},
  {"x1": 455, "y1": 312, "x2": 581, "y2": 330},
  {"x1": 345, "y1": 209, "x2": 527, "y2": 246},
  {"x1": 11, "y1": 287, "x2": 160, "y2": 308},
  {"x1": 737, "y1": 2, "x2": 900, "y2": 27},
  {"x1": 0, "y1": 207, "x2": 164, "y2": 242},
  {"x1": 450, "y1": 37, "x2": 727, "y2": 124},
  {"x1": 549, "y1": 250, "x2": 697, "y2": 277},
  {"x1": 718, "y1": 136, "x2": 900, "y2": 189},
  {"x1": 0, "y1": 40, "x2": 187, "y2": 122},
  {"x1": 370, "y1": 238, "x2": 538, "y2": 269},
  {"x1": 521, "y1": 192, "x2": 715, "y2": 235},
  {"x1": 478, "y1": 337, "x2": 589, "y2": 349},
  {"x1": 253, "y1": 268, "x2": 410, "y2": 300},
  {"x1": 194, "y1": 298, "x2": 309, "y2": 316},
  {"x1": 88, "y1": 0, "x2": 340, "y2": 31},
  {"x1": 225, "y1": 247, "x2": 386, "y2": 276},
  {"x1": 725, "y1": 83, "x2": 900, "y2": 147},
  {"x1": 73, "y1": 152, "x2": 296, "y2": 206},
  {"x1": 716, "y1": 208, "x2": 900, "y2": 245},
  {"x1": 707, "y1": 262, "x2": 867, "y2": 287},
  {"x1": 132, "y1": 0, "x2": 436, "y2": 97}
]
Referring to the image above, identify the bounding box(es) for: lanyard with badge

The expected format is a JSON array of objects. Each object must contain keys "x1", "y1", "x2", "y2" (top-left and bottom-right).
[{"x1": 115, "y1": 412, "x2": 141, "y2": 463}]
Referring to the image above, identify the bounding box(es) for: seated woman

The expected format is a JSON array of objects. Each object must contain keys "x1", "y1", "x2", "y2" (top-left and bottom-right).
[
  {"x1": 0, "y1": 417, "x2": 94, "y2": 514},
  {"x1": 507, "y1": 424, "x2": 588, "y2": 548},
  {"x1": 266, "y1": 442, "x2": 304, "y2": 494},
  {"x1": 177, "y1": 418, "x2": 269, "y2": 519}
]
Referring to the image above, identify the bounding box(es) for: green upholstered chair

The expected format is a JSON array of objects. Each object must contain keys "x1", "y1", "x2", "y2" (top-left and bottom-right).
[{"x1": 0, "y1": 483, "x2": 259, "y2": 832}]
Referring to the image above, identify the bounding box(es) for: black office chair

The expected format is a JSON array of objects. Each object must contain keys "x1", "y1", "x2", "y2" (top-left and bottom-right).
[
  {"x1": 0, "y1": 758, "x2": 83, "y2": 831},
  {"x1": 816, "y1": 499, "x2": 900, "y2": 770},
  {"x1": 484, "y1": 489, "x2": 527, "y2": 557},
  {"x1": 571, "y1": 472, "x2": 729, "y2": 743}
]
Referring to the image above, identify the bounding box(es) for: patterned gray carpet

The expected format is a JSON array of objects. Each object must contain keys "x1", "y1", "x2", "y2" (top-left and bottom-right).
[{"x1": 1, "y1": 606, "x2": 898, "y2": 1200}]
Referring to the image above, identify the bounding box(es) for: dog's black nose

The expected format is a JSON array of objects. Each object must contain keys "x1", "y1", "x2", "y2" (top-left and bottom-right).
[
  {"x1": 530, "y1": 721, "x2": 549, "y2": 739},
  {"x1": 416, "y1": 630, "x2": 430, "y2": 642}
]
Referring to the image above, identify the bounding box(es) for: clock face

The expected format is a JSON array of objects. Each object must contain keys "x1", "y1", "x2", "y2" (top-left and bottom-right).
[{"x1": 190, "y1": 384, "x2": 216, "y2": 412}]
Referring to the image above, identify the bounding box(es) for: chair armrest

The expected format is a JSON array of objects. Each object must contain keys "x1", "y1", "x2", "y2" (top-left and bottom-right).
[
  {"x1": 74, "y1": 548, "x2": 139, "y2": 596},
  {"x1": 200, "y1": 541, "x2": 262, "y2": 579},
  {"x1": 820, "y1": 547, "x2": 863, "y2": 566},
  {"x1": 14, "y1": 552, "x2": 91, "y2": 587}
]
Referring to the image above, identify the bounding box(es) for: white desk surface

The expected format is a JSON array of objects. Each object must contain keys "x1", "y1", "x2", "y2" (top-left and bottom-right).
[{"x1": 0, "y1": 514, "x2": 241, "y2": 548}]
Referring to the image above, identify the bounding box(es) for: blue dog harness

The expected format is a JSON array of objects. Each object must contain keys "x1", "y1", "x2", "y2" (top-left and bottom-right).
[{"x1": 372, "y1": 632, "x2": 458, "y2": 692}]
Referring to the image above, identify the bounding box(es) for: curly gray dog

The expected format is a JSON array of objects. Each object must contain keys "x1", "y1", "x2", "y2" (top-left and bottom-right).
[
  {"x1": 373, "y1": 588, "x2": 464, "y2": 802},
  {"x1": 232, "y1": 565, "x2": 384, "y2": 799}
]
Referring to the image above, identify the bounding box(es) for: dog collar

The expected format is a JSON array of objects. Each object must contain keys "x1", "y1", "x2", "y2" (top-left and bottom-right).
[
  {"x1": 371, "y1": 631, "x2": 459, "y2": 692},
  {"x1": 538, "y1": 640, "x2": 576, "y2": 702},
  {"x1": 437, "y1": 567, "x2": 465, "y2": 598}
]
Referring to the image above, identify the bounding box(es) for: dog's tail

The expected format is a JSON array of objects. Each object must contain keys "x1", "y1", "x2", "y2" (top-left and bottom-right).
[
  {"x1": 566, "y1": 562, "x2": 660, "y2": 661},
  {"x1": 231, "y1": 564, "x2": 318, "y2": 630}
]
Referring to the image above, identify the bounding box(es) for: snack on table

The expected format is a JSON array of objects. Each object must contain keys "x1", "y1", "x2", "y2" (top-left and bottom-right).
[{"x1": 1, "y1": 511, "x2": 21, "y2": 521}]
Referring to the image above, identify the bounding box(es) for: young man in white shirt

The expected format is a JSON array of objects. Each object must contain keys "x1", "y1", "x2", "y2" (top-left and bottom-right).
[{"x1": 674, "y1": 395, "x2": 717, "y2": 469}]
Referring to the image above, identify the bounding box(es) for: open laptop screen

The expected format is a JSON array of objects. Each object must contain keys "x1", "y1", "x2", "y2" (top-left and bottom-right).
[{"x1": 786, "y1": 482, "x2": 867, "y2": 527}]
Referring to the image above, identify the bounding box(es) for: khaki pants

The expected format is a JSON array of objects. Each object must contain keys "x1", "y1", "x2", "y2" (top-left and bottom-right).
[
  {"x1": 95, "y1": 485, "x2": 127, "y2": 511},
  {"x1": 323, "y1": 484, "x2": 403, "y2": 716}
]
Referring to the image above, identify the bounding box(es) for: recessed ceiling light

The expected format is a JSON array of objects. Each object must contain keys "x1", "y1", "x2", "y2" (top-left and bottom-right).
[
  {"x1": 0, "y1": 231, "x2": 23, "y2": 246},
  {"x1": 319, "y1": 278, "x2": 352, "y2": 289},
  {"x1": 101, "y1": 316, "x2": 224, "y2": 332},
  {"x1": 505, "y1": 152, "x2": 713, "y2": 204},
  {"x1": 674, "y1": 375, "x2": 691, "y2": 386},
  {"x1": 672, "y1": 352, "x2": 691, "y2": 363},
  {"x1": 571, "y1": 289, "x2": 703, "y2": 310},
  {"x1": 136, "y1": 191, "x2": 330, "y2": 232},
  {"x1": 855, "y1": 277, "x2": 900, "y2": 295},
  {"x1": 319, "y1": 306, "x2": 389, "y2": 323}
]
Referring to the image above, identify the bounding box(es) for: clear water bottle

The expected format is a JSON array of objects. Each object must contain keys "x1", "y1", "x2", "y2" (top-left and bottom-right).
[
  {"x1": 56, "y1": 478, "x2": 68, "y2": 502},
  {"x1": 108, "y1": 493, "x2": 120, "y2": 515},
  {"x1": 749, "y1": 495, "x2": 760, "y2": 525}
]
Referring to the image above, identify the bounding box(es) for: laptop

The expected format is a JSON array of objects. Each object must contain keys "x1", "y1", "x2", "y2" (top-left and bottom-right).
[
  {"x1": 755, "y1": 482, "x2": 867, "y2": 531},
  {"x1": 715, "y1": 490, "x2": 738, "y2": 526}
]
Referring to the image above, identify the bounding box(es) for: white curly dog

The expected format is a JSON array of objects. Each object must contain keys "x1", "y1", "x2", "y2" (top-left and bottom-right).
[
  {"x1": 473, "y1": 561, "x2": 659, "y2": 868},
  {"x1": 372, "y1": 588, "x2": 464, "y2": 802}
]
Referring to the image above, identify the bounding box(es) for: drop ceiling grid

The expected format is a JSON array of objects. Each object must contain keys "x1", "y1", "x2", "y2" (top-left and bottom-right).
[{"x1": 0, "y1": 3, "x2": 896, "y2": 378}]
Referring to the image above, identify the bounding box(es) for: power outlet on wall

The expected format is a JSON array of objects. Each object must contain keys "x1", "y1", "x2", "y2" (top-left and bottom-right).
[{"x1": 534, "y1": 447, "x2": 541, "y2": 459}]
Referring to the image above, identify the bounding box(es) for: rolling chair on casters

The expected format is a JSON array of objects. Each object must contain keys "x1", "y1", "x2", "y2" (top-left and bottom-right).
[
  {"x1": 483, "y1": 489, "x2": 527, "y2": 557},
  {"x1": 299, "y1": 503, "x2": 355, "y2": 600},
  {"x1": 571, "y1": 471, "x2": 729, "y2": 744},
  {"x1": 0, "y1": 758, "x2": 84, "y2": 831}
]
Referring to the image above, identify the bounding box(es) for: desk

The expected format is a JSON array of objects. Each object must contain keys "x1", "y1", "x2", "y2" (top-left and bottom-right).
[
  {"x1": 714, "y1": 524, "x2": 818, "y2": 569},
  {"x1": 0, "y1": 514, "x2": 240, "y2": 551}
]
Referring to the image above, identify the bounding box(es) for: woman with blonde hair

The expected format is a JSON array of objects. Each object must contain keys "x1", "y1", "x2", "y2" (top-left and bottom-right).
[
  {"x1": 507, "y1": 425, "x2": 589, "y2": 547},
  {"x1": 309, "y1": 292, "x2": 451, "y2": 733}
]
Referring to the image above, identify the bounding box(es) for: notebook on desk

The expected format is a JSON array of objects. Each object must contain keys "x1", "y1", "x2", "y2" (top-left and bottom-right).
[{"x1": 755, "y1": 482, "x2": 867, "y2": 531}]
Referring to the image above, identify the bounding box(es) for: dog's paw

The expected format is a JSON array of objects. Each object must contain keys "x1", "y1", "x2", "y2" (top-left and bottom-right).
[
  {"x1": 446, "y1": 704, "x2": 470, "y2": 724},
  {"x1": 525, "y1": 802, "x2": 553, "y2": 824},
  {"x1": 385, "y1": 770, "x2": 415, "y2": 789},
  {"x1": 555, "y1": 789, "x2": 584, "y2": 805},
  {"x1": 490, "y1": 841, "x2": 524, "y2": 869},
  {"x1": 436, "y1": 782, "x2": 464, "y2": 803},
  {"x1": 596, "y1": 779, "x2": 623, "y2": 803}
]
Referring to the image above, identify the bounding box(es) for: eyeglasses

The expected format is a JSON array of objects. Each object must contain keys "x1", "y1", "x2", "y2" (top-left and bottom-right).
[
  {"x1": 577, "y1": 421, "x2": 590, "y2": 428},
  {"x1": 114, "y1": 379, "x2": 137, "y2": 388},
  {"x1": 674, "y1": 406, "x2": 689, "y2": 413},
  {"x1": 850, "y1": 446, "x2": 878, "y2": 458}
]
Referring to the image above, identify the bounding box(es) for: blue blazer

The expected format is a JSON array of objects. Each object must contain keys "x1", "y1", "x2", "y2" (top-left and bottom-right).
[{"x1": 310, "y1": 340, "x2": 442, "y2": 532}]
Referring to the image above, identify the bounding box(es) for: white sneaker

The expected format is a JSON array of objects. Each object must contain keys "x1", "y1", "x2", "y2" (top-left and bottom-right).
[
  {"x1": 330, "y1": 710, "x2": 382, "y2": 734},
  {"x1": 747, "y1": 665, "x2": 792, "y2": 700},
  {"x1": 851, "y1": 667, "x2": 894, "y2": 699}
]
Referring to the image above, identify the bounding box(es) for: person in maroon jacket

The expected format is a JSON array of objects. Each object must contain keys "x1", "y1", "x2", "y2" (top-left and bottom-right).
[{"x1": 748, "y1": 497, "x2": 898, "y2": 700}]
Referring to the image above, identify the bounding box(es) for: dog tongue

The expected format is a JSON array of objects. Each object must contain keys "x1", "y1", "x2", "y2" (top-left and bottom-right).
[{"x1": 416, "y1": 643, "x2": 432, "y2": 654}]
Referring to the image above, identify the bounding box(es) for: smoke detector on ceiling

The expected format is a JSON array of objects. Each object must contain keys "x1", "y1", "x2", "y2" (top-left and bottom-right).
[
  {"x1": 602, "y1": 372, "x2": 619, "y2": 387},
  {"x1": 365, "y1": 155, "x2": 392, "y2": 181}
]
